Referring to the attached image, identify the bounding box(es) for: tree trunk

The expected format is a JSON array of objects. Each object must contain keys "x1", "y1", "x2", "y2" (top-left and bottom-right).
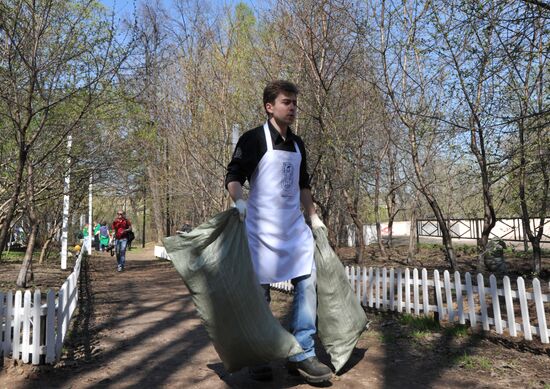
[
  {"x1": 387, "y1": 213, "x2": 395, "y2": 249},
  {"x1": 408, "y1": 202, "x2": 418, "y2": 264},
  {"x1": 342, "y1": 189, "x2": 364, "y2": 263},
  {"x1": 39, "y1": 238, "x2": 52, "y2": 264},
  {"x1": 0, "y1": 148, "x2": 28, "y2": 257},
  {"x1": 39, "y1": 220, "x2": 60, "y2": 264},
  {"x1": 147, "y1": 165, "x2": 165, "y2": 242},
  {"x1": 16, "y1": 163, "x2": 37, "y2": 288},
  {"x1": 426, "y1": 195, "x2": 457, "y2": 269},
  {"x1": 374, "y1": 164, "x2": 387, "y2": 258},
  {"x1": 476, "y1": 178, "x2": 496, "y2": 272},
  {"x1": 408, "y1": 125, "x2": 457, "y2": 269},
  {"x1": 532, "y1": 240, "x2": 541, "y2": 274},
  {"x1": 385, "y1": 144, "x2": 398, "y2": 249},
  {"x1": 17, "y1": 225, "x2": 38, "y2": 287}
]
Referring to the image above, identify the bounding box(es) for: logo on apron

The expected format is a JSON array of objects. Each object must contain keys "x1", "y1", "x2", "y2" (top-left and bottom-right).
[{"x1": 281, "y1": 162, "x2": 294, "y2": 196}]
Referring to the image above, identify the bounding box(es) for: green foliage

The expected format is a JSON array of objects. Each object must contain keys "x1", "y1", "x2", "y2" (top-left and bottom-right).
[{"x1": 454, "y1": 244, "x2": 478, "y2": 255}]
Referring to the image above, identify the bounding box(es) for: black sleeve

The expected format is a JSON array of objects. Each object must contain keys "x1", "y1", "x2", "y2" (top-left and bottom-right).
[
  {"x1": 225, "y1": 130, "x2": 259, "y2": 189},
  {"x1": 296, "y1": 137, "x2": 312, "y2": 190}
]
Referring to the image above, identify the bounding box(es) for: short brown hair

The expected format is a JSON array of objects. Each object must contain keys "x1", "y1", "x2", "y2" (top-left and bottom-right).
[{"x1": 263, "y1": 80, "x2": 299, "y2": 112}]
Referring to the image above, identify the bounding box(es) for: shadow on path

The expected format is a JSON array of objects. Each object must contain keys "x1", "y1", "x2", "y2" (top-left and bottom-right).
[{"x1": 21, "y1": 253, "x2": 213, "y2": 389}]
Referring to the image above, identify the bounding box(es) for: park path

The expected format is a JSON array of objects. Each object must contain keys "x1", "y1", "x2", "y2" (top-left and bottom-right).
[{"x1": 4, "y1": 247, "x2": 374, "y2": 389}]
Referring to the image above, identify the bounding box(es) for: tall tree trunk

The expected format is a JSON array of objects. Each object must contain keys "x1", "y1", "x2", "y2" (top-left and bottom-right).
[
  {"x1": 518, "y1": 119, "x2": 549, "y2": 274},
  {"x1": 374, "y1": 165, "x2": 387, "y2": 258},
  {"x1": 342, "y1": 189, "x2": 364, "y2": 263},
  {"x1": 0, "y1": 147, "x2": 28, "y2": 257},
  {"x1": 39, "y1": 238, "x2": 52, "y2": 265},
  {"x1": 408, "y1": 126, "x2": 457, "y2": 269},
  {"x1": 17, "y1": 163, "x2": 37, "y2": 288},
  {"x1": 407, "y1": 192, "x2": 419, "y2": 264},
  {"x1": 475, "y1": 163, "x2": 497, "y2": 272},
  {"x1": 531, "y1": 240, "x2": 542, "y2": 274},
  {"x1": 385, "y1": 144, "x2": 398, "y2": 248},
  {"x1": 147, "y1": 166, "x2": 165, "y2": 242},
  {"x1": 39, "y1": 219, "x2": 60, "y2": 264},
  {"x1": 428, "y1": 195, "x2": 457, "y2": 269},
  {"x1": 164, "y1": 137, "x2": 171, "y2": 237}
]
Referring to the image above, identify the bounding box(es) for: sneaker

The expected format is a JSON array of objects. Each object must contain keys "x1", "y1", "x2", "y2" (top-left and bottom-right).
[
  {"x1": 248, "y1": 363, "x2": 272, "y2": 381},
  {"x1": 117, "y1": 265, "x2": 122, "y2": 272},
  {"x1": 287, "y1": 356, "x2": 332, "y2": 383}
]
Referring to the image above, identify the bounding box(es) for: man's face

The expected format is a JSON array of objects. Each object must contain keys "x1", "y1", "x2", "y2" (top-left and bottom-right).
[
  {"x1": 117, "y1": 211, "x2": 124, "y2": 219},
  {"x1": 266, "y1": 92, "x2": 297, "y2": 126}
]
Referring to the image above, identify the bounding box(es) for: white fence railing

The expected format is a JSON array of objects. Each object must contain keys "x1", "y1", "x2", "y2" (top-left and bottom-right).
[
  {"x1": 0, "y1": 248, "x2": 85, "y2": 365},
  {"x1": 271, "y1": 266, "x2": 550, "y2": 344}
]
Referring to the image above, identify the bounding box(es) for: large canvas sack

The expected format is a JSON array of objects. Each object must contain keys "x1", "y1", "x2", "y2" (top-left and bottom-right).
[
  {"x1": 314, "y1": 226, "x2": 369, "y2": 373},
  {"x1": 163, "y1": 208, "x2": 303, "y2": 372}
]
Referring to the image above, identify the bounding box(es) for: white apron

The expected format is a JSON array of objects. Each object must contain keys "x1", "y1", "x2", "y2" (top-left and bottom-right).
[{"x1": 245, "y1": 122, "x2": 315, "y2": 284}]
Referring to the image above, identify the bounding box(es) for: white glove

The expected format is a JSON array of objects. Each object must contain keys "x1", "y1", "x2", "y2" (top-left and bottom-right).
[
  {"x1": 310, "y1": 214, "x2": 326, "y2": 230},
  {"x1": 235, "y1": 199, "x2": 247, "y2": 221}
]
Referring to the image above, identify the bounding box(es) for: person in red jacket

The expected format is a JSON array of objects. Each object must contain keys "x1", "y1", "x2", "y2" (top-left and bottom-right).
[{"x1": 112, "y1": 210, "x2": 132, "y2": 272}]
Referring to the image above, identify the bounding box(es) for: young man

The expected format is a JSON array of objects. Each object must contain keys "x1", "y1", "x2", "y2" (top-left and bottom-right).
[
  {"x1": 112, "y1": 210, "x2": 132, "y2": 272},
  {"x1": 225, "y1": 80, "x2": 331, "y2": 383}
]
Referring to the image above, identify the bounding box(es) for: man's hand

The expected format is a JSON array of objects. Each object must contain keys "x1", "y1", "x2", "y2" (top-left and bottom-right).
[
  {"x1": 310, "y1": 214, "x2": 326, "y2": 230},
  {"x1": 235, "y1": 199, "x2": 247, "y2": 222}
]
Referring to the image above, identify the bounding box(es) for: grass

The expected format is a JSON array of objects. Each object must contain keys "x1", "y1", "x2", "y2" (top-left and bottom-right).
[
  {"x1": 399, "y1": 314, "x2": 440, "y2": 331},
  {"x1": 417, "y1": 243, "x2": 443, "y2": 250},
  {"x1": 378, "y1": 333, "x2": 397, "y2": 343},
  {"x1": 444, "y1": 324, "x2": 470, "y2": 338},
  {"x1": 411, "y1": 330, "x2": 431, "y2": 340},
  {"x1": 454, "y1": 352, "x2": 492, "y2": 370},
  {"x1": 1, "y1": 250, "x2": 28, "y2": 262}
]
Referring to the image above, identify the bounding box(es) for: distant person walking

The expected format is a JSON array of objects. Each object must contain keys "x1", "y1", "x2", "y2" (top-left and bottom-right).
[
  {"x1": 93, "y1": 221, "x2": 101, "y2": 251},
  {"x1": 112, "y1": 210, "x2": 132, "y2": 272},
  {"x1": 99, "y1": 222, "x2": 110, "y2": 252}
]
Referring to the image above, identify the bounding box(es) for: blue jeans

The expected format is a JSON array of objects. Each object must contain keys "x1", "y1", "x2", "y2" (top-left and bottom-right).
[
  {"x1": 115, "y1": 238, "x2": 128, "y2": 267},
  {"x1": 263, "y1": 270, "x2": 318, "y2": 362}
]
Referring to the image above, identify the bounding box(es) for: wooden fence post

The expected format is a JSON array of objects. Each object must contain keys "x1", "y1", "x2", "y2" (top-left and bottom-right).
[
  {"x1": 454, "y1": 271, "x2": 464, "y2": 324},
  {"x1": 502, "y1": 276, "x2": 516, "y2": 337},
  {"x1": 433, "y1": 270, "x2": 443, "y2": 323},
  {"x1": 533, "y1": 279, "x2": 548, "y2": 343},
  {"x1": 517, "y1": 277, "x2": 532, "y2": 341}
]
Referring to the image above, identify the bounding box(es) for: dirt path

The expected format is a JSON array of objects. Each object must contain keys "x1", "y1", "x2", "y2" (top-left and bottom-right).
[{"x1": 2, "y1": 248, "x2": 549, "y2": 388}]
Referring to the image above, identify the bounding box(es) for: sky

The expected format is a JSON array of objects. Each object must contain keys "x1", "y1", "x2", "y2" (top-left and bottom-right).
[{"x1": 99, "y1": 0, "x2": 267, "y2": 20}]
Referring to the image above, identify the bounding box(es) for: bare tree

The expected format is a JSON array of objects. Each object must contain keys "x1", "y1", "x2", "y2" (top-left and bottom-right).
[
  {"x1": 497, "y1": 2, "x2": 549, "y2": 273},
  {"x1": 375, "y1": 0, "x2": 458, "y2": 268},
  {"x1": 0, "y1": 0, "x2": 127, "y2": 258}
]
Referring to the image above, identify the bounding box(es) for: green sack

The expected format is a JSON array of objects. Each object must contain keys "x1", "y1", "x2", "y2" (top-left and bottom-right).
[
  {"x1": 163, "y1": 208, "x2": 303, "y2": 373},
  {"x1": 314, "y1": 226, "x2": 369, "y2": 373}
]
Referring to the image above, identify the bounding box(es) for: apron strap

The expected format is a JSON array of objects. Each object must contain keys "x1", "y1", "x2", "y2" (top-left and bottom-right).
[
  {"x1": 263, "y1": 122, "x2": 273, "y2": 151},
  {"x1": 263, "y1": 121, "x2": 301, "y2": 155}
]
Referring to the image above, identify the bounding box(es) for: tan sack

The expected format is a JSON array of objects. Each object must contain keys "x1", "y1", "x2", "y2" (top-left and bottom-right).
[{"x1": 163, "y1": 208, "x2": 303, "y2": 372}]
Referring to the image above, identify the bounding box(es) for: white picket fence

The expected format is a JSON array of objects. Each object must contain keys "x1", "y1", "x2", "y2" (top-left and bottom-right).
[
  {"x1": 272, "y1": 266, "x2": 550, "y2": 344},
  {"x1": 154, "y1": 245, "x2": 169, "y2": 260},
  {"x1": 0, "y1": 248, "x2": 84, "y2": 365}
]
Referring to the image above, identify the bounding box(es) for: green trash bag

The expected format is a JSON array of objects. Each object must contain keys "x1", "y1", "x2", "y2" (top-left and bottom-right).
[
  {"x1": 313, "y1": 226, "x2": 369, "y2": 373},
  {"x1": 163, "y1": 208, "x2": 303, "y2": 373}
]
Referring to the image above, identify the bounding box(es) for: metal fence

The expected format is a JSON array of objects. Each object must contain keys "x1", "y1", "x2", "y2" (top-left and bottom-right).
[{"x1": 417, "y1": 218, "x2": 550, "y2": 246}]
